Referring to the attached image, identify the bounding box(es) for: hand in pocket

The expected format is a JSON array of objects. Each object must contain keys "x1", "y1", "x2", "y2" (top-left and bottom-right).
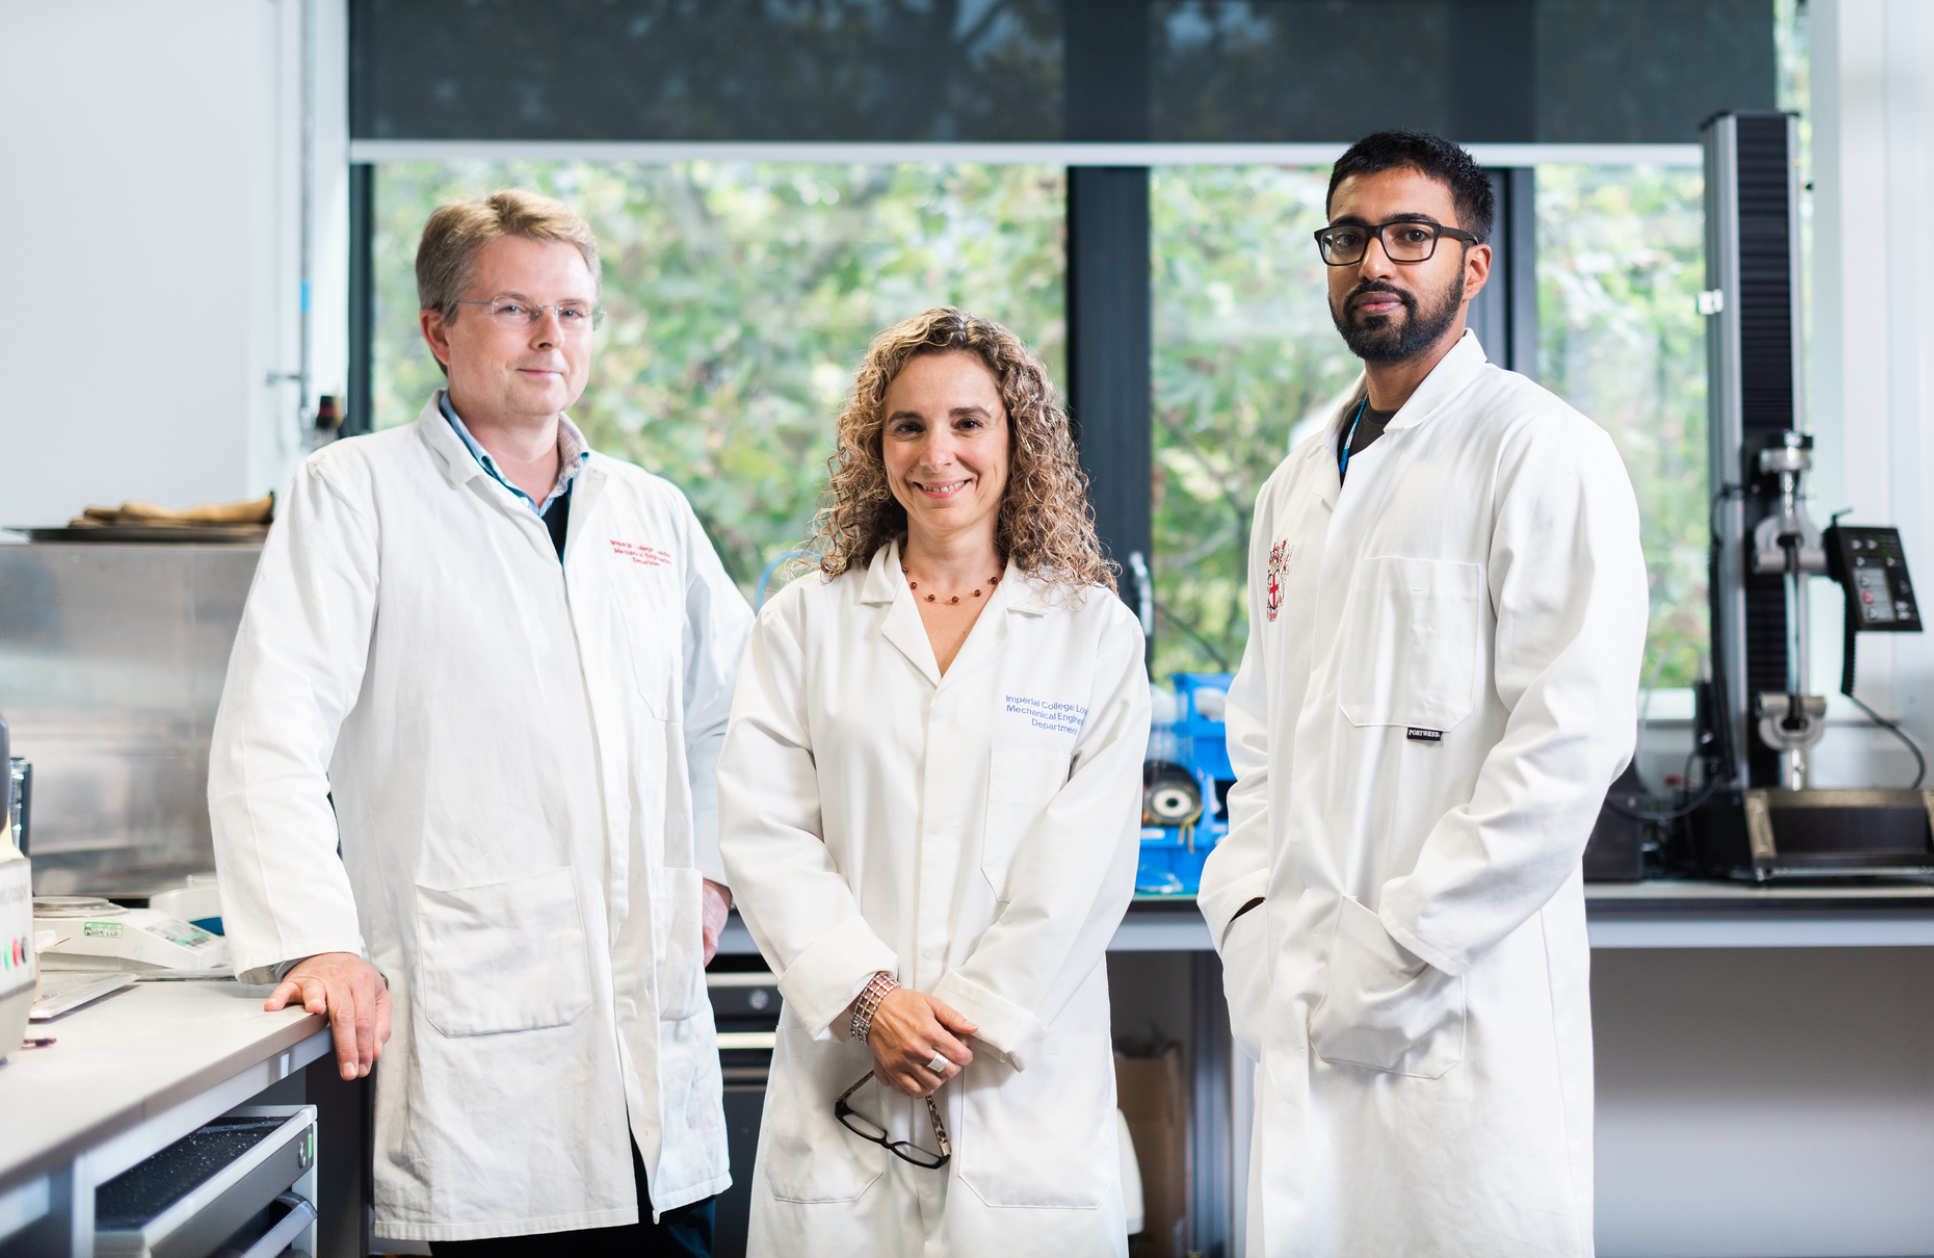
[
  {"x1": 1219, "y1": 911, "x2": 1271, "y2": 1061},
  {"x1": 1311, "y1": 897, "x2": 1465, "y2": 1078}
]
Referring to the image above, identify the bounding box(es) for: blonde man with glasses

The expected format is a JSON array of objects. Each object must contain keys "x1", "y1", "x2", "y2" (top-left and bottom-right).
[{"x1": 209, "y1": 189, "x2": 751, "y2": 1254}]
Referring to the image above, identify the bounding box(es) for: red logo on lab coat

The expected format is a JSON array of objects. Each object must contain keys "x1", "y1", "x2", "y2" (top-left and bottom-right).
[
  {"x1": 610, "y1": 539, "x2": 672, "y2": 568},
  {"x1": 1265, "y1": 540, "x2": 1289, "y2": 622}
]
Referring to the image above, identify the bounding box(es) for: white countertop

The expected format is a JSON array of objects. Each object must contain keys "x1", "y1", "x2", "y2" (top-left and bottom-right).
[
  {"x1": 1580, "y1": 878, "x2": 1934, "y2": 947},
  {"x1": 0, "y1": 978, "x2": 327, "y2": 1193}
]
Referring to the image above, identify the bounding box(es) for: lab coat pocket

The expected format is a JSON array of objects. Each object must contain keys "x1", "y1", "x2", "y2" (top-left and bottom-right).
[
  {"x1": 759, "y1": 1022, "x2": 887, "y2": 1204},
  {"x1": 654, "y1": 865, "x2": 707, "y2": 1021},
  {"x1": 1220, "y1": 911, "x2": 1272, "y2": 1061},
  {"x1": 957, "y1": 1027, "x2": 1112, "y2": 1209},
  {"x1": 1338, "y1": 556, "x2": 1481, "y2": 733},
  {"x1": 980, "y1": 742, "x2": 1073, "y2": 899},
  {"x1": 1311, "y1": 896, "x2": 1465, "y2": 1078},
  {"x1": 415, "y1": 867, "x2": 594, "y2": 1037}
]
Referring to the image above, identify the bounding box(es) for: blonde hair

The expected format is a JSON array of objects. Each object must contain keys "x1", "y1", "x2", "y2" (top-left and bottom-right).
[
  {"x1": 415, "y1": 188, "x2": 601, "y2": 323},
  {"x1": 812, "y1": 307, "x2": 1115, "y2": 594}
]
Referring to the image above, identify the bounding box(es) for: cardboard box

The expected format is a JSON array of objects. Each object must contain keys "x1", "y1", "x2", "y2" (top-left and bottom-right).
[{"x1": 1116, "y1": 1044, "x2": 1188, "y2": 1258}]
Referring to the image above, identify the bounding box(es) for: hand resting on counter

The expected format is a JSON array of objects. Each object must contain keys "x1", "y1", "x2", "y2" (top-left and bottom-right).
[{"x1": 265, "y1": 950, "x2": 391, "y2": 1081}]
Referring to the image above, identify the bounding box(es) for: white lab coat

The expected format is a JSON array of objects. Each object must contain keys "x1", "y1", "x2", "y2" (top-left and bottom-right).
[
  {"x1": 1199, "y1": 333, "x2": 1648, "y2": 1257},
  {"x1": 718, "y1": 541, "x2": 1148, "y2": 1258},
  {"x1": 208, "y1": 397, "x2": 752, "y2": 1242}
]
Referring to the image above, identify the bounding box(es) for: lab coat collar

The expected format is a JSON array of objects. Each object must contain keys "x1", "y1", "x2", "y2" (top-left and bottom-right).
[
  {"x1": 864, "y1": 541, "x2": 936, "y2": 686},
  {"x1": 415, "y1": 395, "x2": 491, "y2": 488},
  {"x1": 856, "y1": 540, "x2": 1048, "y2": 613},
  {"x1": 1314, "y1": 329, "x2": 1490, "y2": 508},
  {"x1": 1000, "y1": 559, "x2": 1052, "y2": 615},
  {"x1": 1381, "y1": 328, "x2": 1488, "y2": 435},
  {"x1": 858, "y1": 540, "x2": 905, "y2": 606},
  {"x1": 414, "y1": 393, "x2": 599, "y2": 502},
  {"x1": 861, "y1": 540, "x2": 1040, "y2": 688},
  {"x1": 1331, "y1": 328, "x2": 1489, "y2": 441},
  {"x1": 414, "y1": 394, "x2": 606, "y2": 565}
]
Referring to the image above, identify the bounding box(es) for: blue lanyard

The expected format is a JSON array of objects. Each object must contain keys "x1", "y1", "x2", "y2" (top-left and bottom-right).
[{"x1": 1338, "y1": 396, "x2": 1368, "y2": 481}]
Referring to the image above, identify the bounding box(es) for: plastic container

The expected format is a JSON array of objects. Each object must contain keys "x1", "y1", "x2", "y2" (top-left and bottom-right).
[
  {"x1": 1135, "y1": 819, "x2": 1227, "y2": 897},
  {"x1": 1136, "y1": 673, "x2": 1236, "y2": 896},
  {"x1": 1170, "y1": 673, "x2": 1234, "y2": 784}
]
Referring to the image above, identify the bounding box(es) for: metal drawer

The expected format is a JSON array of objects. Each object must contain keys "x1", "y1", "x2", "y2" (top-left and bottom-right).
[{"x1": 94, "y1": 1105, "x2": 317, "y2": 1258}]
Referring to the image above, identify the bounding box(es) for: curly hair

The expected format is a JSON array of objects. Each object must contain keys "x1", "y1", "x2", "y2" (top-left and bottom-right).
[{"x1": 811, "y1": 307, "x2": 1115, "y2": 595}]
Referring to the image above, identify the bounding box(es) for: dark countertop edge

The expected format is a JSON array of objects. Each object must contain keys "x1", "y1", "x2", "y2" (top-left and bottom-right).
[
  {"x1": 1128, "y1": 886, "x2": 1934, "y2": 915},
  {"x1": 1582, "y1": 893, "x2": 1934, "y2": 915}
]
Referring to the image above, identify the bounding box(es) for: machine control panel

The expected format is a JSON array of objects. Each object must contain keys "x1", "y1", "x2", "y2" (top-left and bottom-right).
[{"x1": 1826, "y1": 525, "x2": 1921, "y2": 631}]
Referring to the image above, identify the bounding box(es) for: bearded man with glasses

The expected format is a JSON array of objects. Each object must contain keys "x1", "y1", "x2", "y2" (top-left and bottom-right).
[
  {"x1": 209, "y1": 189, "x2": 751, "y2": 1255},
  {"x1": 1198, "y1": 131, "x2": 1649, "y2": 1256}
]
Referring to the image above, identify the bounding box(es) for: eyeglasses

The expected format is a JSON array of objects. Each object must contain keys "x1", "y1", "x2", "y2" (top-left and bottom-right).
[
  {"x1": 834, "y1": 1072, "x2": 951, "y2": 1169},
  {"x1": 1314, "y1": 219, "x2": 1478, "y2": 266},
  {"x1": 452, "y1": 296, "x2": 604, "y2": 332}
]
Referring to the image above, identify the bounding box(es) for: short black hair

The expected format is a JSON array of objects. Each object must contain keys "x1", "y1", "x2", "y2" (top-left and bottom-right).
[{"x1": 1325, "y1": 131, "x2": 1494, "y2": 244}]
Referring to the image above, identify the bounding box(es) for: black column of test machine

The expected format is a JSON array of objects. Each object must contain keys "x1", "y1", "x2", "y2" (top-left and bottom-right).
[{"x1": 1686, "y1": 111, "x2": 1929, "y2": 881}]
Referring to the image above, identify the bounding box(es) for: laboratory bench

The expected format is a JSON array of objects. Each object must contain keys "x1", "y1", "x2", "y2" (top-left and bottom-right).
[
  {"x1": 0, "y1": 980, "x2": 368, "y2": 1258},
  {"x1": 10, "y1": 883, "x2": 1926, "y2": 1258},
  {"x1": 719, "y1": 879, "x2": 1934, "y2": 1258},
  {"x1": 1098, "y1": 877, "x2": 1934, "y2": 1258}
]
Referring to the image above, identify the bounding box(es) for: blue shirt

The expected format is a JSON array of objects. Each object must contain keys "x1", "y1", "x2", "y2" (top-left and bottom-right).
[{"x1": 436, "y1": 389, "x2": 589, "y2": 517}]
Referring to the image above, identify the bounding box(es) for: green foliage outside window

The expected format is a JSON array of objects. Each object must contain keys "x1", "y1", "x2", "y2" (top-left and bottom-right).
[
  {"x1": 1536, "y1": 165, "x2": 1708, "y2": 690},
  {"x1": 373, "y1": 161, "x2": 1065, "y2": 594},
  {"x1": 1150, "y1": 166, "x2": 1360, "y2": 681}
]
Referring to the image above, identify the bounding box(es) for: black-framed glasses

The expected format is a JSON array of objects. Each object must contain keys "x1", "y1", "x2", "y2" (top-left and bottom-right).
[
  {"x1": 834, "y1": 1072, "x2": 952, "y2": 1169},
  {"x1": 451, "y1": 296, "x2": 605, "y2": 332},
  {"x1": 1314, "y1": 219, "x2": 1479, "y2": 266}
]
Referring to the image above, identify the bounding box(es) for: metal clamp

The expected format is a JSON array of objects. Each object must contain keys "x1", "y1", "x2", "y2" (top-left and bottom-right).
[{"x1": 1756, "y1": 691, "x2": 1827, "y2": 752}]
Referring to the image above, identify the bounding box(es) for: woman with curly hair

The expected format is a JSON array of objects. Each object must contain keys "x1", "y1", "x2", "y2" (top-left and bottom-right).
[{"x1": 718, "y1": 307, "x2": 1149, "y2": 1256}]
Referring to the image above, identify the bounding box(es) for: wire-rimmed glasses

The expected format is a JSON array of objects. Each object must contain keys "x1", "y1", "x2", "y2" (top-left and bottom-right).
[
  {"x1": 451, "y1": 296, "x2": 605, "y2": 332},
  {"x1": 834, "y1": 1072, "x2": 951, "y2": 1169}
]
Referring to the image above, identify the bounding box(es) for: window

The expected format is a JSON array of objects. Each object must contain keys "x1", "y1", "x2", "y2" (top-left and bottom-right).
[
  {"x1": 371, "y1": 160, "x2": 1066, "y2": 594},
  {"x1": 1149, "y1": 165, "x2": 1360, "y2": 679},
  {"x1": 1533, "y1": 164, "x2": 1707, "y2": 689}
]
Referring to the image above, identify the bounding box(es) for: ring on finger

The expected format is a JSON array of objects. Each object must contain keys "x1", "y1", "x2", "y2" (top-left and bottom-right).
[{"x1": 926, "y1": 1051, "x2": 949, "y2": 1074}]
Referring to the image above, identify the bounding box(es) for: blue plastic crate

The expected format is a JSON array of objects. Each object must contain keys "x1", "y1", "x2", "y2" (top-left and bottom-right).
[
  {"x1": 1135, "y1": 819, "x2": 1226, "y2": 897},
  {"x1": 1170, "y1": 672, "x2": 1234, "y2": 783}
]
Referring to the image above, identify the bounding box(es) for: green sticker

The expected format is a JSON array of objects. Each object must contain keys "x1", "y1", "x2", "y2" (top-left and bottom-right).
[{"x1": 83, "y1": 921, "x2": 124, "y2": 939}]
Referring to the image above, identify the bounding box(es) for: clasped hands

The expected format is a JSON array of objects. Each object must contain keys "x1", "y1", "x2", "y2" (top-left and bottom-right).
[{"x1": 862, "y1": 986, "x2": 980, "y2": 1098}]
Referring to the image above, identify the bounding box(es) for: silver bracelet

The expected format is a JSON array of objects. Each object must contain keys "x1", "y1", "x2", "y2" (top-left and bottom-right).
[{"x1": 849, "y1": 971, "x2": 898, "y2": 1042}]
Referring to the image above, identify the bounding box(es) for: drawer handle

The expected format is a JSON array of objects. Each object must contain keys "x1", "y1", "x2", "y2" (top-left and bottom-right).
[{"x1": 235, "y1": 1195, "x2": 316, "y2": 1258}]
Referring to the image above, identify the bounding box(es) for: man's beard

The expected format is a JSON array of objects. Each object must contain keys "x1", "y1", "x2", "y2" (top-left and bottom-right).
[{"x1": 1330, "y1": 269, "x2": 1465, "y2": 364}]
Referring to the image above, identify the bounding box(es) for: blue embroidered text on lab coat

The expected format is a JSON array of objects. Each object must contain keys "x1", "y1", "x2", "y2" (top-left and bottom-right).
[{"x1": 1004, "y1": 695, "x2": 1089, "y2": 736}]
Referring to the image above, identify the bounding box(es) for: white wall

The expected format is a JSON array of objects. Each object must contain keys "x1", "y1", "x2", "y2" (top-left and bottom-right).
[
  {"x1": 1594, "y1": 946, "x2": 1934, "y2": 1258},
  {"x1": 1811, "y1": 0, "x2": 1934, "y2": 776},
  {"x1": 0, "y1": 0, "x2": 346, "y2": 527}
]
